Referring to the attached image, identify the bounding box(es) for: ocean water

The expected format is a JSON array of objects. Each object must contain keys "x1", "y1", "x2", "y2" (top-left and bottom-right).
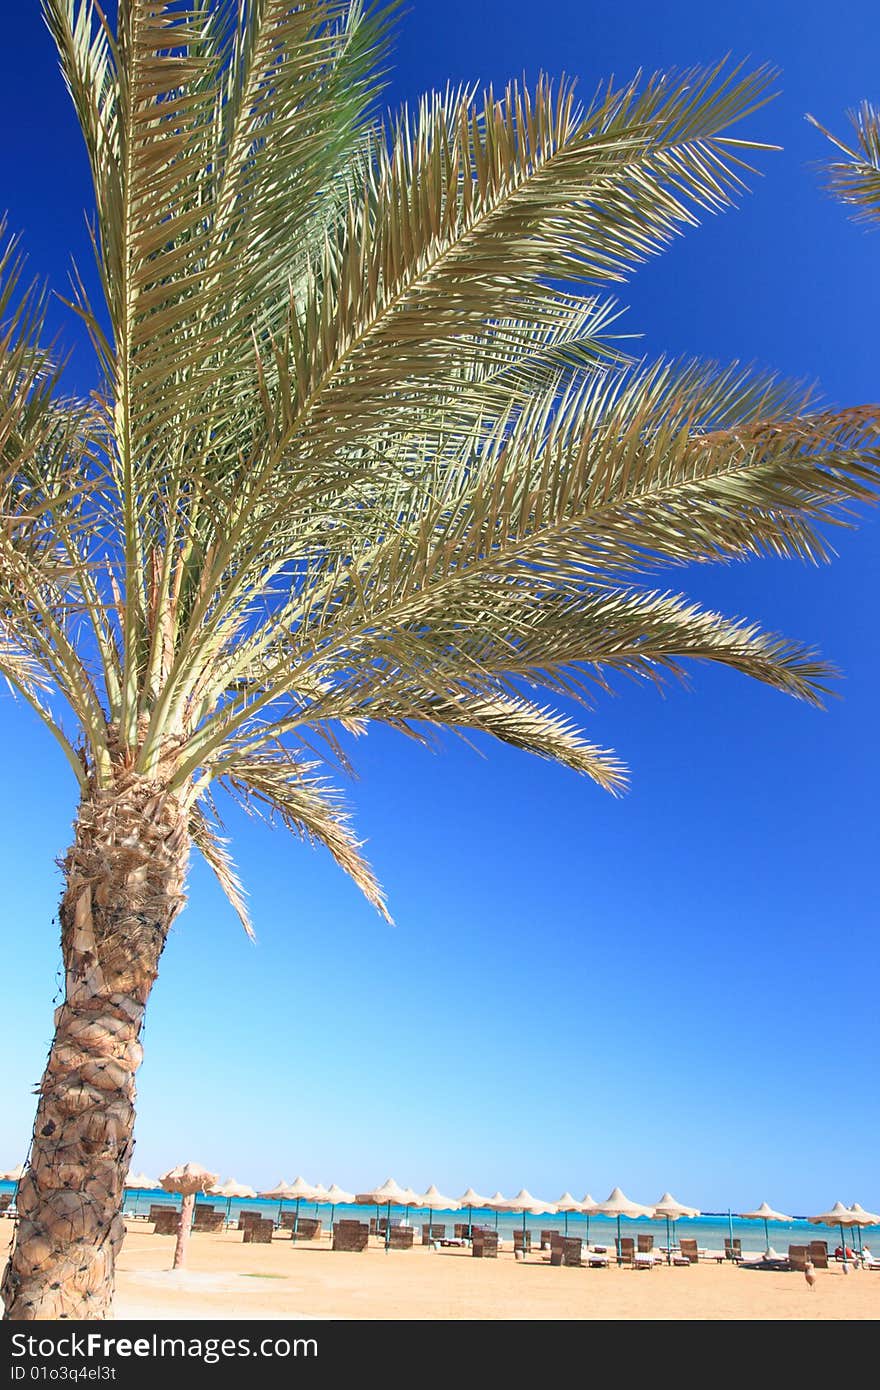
[{"x1": 0, "y1": 1181, "x2": 869, "y2": 1255}]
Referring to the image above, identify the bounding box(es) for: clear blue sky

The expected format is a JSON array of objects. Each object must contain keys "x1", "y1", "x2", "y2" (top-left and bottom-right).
[{"x1": 0, "y1": 1, "x2": 877, "y2": 1214}]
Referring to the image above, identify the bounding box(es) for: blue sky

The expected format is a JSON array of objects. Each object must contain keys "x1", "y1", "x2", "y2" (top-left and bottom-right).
[{"x1": 0, "y1": 1, "x2": 877, "y2": 1214}]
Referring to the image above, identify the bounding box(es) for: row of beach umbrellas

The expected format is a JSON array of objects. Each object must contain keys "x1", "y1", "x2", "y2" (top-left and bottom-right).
[
  {"x1": 11, "y1": 1167, "x2": 865, "y2": 1265},
  {"x1": 115, "y1": 1171, "x2": 880, "y2": 1263}
]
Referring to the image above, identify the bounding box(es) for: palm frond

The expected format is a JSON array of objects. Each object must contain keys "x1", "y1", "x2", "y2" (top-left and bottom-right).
[
  {"x1": 808, "y1": 103, "x2": 880, "y2": 223},
  {"x1": 221, "y1": 751, "x2": 391, "y2": 921},
  {"x1": 189, "y1": 800, "x2": 254, "y2": 938}
]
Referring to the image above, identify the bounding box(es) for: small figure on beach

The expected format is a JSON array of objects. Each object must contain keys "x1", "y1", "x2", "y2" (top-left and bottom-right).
[{"x1": 804, "y1": 1258, "x2": 816, "y2": 1290}]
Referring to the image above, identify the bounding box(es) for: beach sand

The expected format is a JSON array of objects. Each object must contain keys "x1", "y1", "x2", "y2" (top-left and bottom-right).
[{"x1": 4, "y1": 1222, "x2": 877, "y2": 1320}]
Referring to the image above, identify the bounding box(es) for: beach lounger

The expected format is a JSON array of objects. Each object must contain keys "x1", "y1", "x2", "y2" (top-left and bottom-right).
[
  {"x1": 193, "y1": 1212, "x2": 225, "y2": 1233},
  {"x1": 332, "y1": 1220, "x2": 369, "y2": 1252},
  {"x1": 585, "y1": 1248, "x2": 610, "y2": 1268},
  {"x1": 540, "y1": 1228, "x2": 561, "y2": 1250},
  {"x1": 787, "y1": 1245, "x2": 808, "y2": 1271},
  {"x1": 148, "y1": 1203, "x2": 176, "y2": 1223},
  {"x1": 809, "y1": 1241, "x2": 828, "y2": 1269},
  {"x1": 238, "y1": 1210, "x2": 263, "y2": 1230},
  {"x1": 243, "y1": 1219, "x2": 274, "y2": 1244},
  {"x1": 549, "y1": 1236, "x2": 582, "y2": 1267},
  {"x1": 0, "y1": 1194, "x2": 13, "y2": 1213},
  {"x1": 291, "y1": 1218, "x2": 322, "y2": 1241},
  {"x1": 637, "y1": 1234, "x2": 654, "y2": 1253},
  {"x1": 388, "y1": 1226, "x2": 415, "y2": 1250},
  {"x1": 421, "y1": 1223, "x2": 445, "y2": 1244},
  {"x1": 678, "y1": 1238, "x2": 699, "y2": 1264},
  {"x1": 152, "y1": 1209, "x2": 179, "y2": 1235},
  {"x1": 724, "y1": 1238, "x2": 742, "y2": 1261},
  {"x1": 472, "y1": 1232, "x2": 499, "y2": 1258},
  {"x1": 513, "y1": 1231, "x2": 532, "y2": 1256}
]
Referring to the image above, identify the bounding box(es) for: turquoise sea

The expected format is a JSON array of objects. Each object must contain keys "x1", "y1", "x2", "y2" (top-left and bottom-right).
[{"x1": 0, "y1": 1181, "x2": 868, "y2": 1255}]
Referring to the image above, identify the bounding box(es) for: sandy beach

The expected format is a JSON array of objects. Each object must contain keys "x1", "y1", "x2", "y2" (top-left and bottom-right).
[{"x1": 5, "y1": 1222, "x2": 875, "y2": 1322}]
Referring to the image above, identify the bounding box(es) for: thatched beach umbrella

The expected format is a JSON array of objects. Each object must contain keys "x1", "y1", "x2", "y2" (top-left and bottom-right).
[
  {"x1": 209, "y1": 1178, "x2": 257, "y2": 1223},
  {"x1": 484, "y1": 1191, "x2": 512, "y2": 1232},
  {"x1": 125, "y1": 1170, "x2": 157, "y2": 1189},
  {"x1": 554, "y1": 1192, "x2": 584, "y2": 1237},
  {"x1": 123, "y1": 1171, "x2": 158, "y2": 1217},
  {"x1": 739, "y1": 1201, "x2": 792, "y2": 1254},
  {"x1": 595, "y1": 1187, "x2": 654, "y2": 1260},
  {"x1": 652, "y1": 1192, "x2": 700, "y2": 1264},
  {"x1": 321, "y1": 1183, "x2": 355, "y2": 1229},
  {"x1": 580, "y1": 1194, "x2": 599, "y2": 1244},
  {"x1": 355, "y1": 1177, "x2": 412, "y2": 1250},
  {"x1": 457, "y1": 1187, "x2": 488, "y2": 1235},
  {"x1": 258, "y1": 1179, "x2": 304, "y2": 1224},
  {"x1": 284, "y1": 1175, "x2": 319, "y2": 1234},
  {"x1": 491, "y1": 1189, "x2": 557, "y2": 1255},
  {"x1": 0, "y1": 1165, "x2": 24, "y2": 1208},
  {"x1": 848, "y1": 1203, "x2": 880, "y2": 1256},
  {"x1": 419, "y1": 1184, "x2": 460, "y2": 1240},
  {"x1": 159, "y1": 1163, "x2": 219, "y2": 1269},
  {"x1": 808, "y1": 1201, "x2": 866, "y2": 1267}
]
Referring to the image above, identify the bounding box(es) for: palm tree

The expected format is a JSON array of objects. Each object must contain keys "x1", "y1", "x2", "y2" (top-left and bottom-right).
[
  {"x1": 1, "y1": 0, "x2": 876, "y2": 1319},
  {"x1": 808, "y1": 101, "x2": 880, "y2": 221}
]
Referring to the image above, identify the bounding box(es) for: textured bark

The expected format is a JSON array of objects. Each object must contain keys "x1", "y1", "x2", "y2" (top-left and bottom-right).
[
  {"x1": 172, "y1": 1194, "x2": 195, "y2": 1269},
  {"x1": 2, "y1": 774, "x2": 189, "y2": 1320}
]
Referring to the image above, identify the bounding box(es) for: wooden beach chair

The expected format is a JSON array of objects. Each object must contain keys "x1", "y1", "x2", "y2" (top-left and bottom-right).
[
  {"x1": 421, "y1": 1223, "x2": 445, "y2": 1244},
  {"x1": 238, "y1": 1210, "x2": 263, "y2": 1231},
  {"x1": 148, "y1": 1203, "x2": 175, "y2": 1223},
  {"x1": 193, "y1": 1212, "x2": 224, "y2": 1233},
  {"x1": 787, "y1": 1245, "x2": 808, "y2": 1271},
  {"x1": 637, "y1": 1234, "x2": 654, "y2": 1253},
  {"x1": 679, "y1": 1238, "x2": 699, "y2": 1264},
  {"x1": 332, "y1": 1220, "x2": 369, "y2": 1252},
  {"x1": 513, "y1": 1230, "x2": 532, "y2": 1256},
  {"x1": 809, "y1": 1241, "x2": 829, "y2": 1269},
  {"x1": 291, "y1": 1218, "x2": 322, "y2": 1242},
  {"x1": 152, "y1": 1209, "x2": 179, "y2": 1235},
  {"x1": 540, "y1": 1228, "x2": 561, "y2": 1250},
  {"x1": 243, "y1": 1218, "x2": 274, "y2": 1244},
  {"x1": 472, "y1": 1231, "x2": 499, "y2": 1258},
  {"x1": 724, "y1": 1238, "x2": 742, "y2": 1261},
  {"x1": 388, "y1": 1226, "x2": 415, "y2": 1250}
]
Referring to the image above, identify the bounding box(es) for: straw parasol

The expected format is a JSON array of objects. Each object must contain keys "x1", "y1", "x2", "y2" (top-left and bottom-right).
[
  {"x1": 123, "y1": 1171, "x2": 158, "y2": 1217},
  {"x1": 594, "y1": 1187, "x2": 655, "y2": 1259},
  {"x1": 419, "y1": 1184, "x2": 460, "y2": 1240},
  {"x1": 554, "y1": 1192, "x2": 584, "y2": 1237},
  {"x1": 739, "y1": 1201, "x2": 792, "y2": 1254},
  {"x1": 489, "y1": 1188, "x2": 557, "y2": 1255},
  {"x1": 159, "y1": 1163, "x2": 219, "y2": 1269},
  {"x1": 652, "y1": 1192, "x2": 700, "y2": 1264},
  {"x1": 848, "y1": 1203, "x2": 880, "y2": 1256},
  {"x1": 808, "y1": 1201, "x2": 867, "y2": 1267},
  {"x1": 284, "y1": 1175, "x2": 319, "y2": 1234},
  {"x1": 320, "y1": 1183, "x2": 355, "y2": 1229},
  {"x1": 125, "y1": 1170, "x2": 157, "y2": 1189},
  {"x1": 580, "y1": 1194, "x2": 599, "y2": 1245},
  {"x1": 484, "y1": 1191, "x2": 511, "y2": 1232},
  {"x1": 0, "y1": 1165, "x2": 24, "y2": 1183},
  {"x1": 457, "y1": 1187, "x2": 488, "y2": 1235},
  {"x1": 258, "y1": 1178, "x2": 315, "y2": 1226},
  {"x1": 209, "y1": 1177, "x2": 257, "y2": 1222},
  {"x1": 355, "y1": 1177, "x2": 412, "y2": 1250}
]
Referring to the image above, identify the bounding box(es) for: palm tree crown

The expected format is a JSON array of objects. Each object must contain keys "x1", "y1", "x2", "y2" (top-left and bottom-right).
[{"x1": 4, "y1": 0, "x2": 878, "y2": 934}]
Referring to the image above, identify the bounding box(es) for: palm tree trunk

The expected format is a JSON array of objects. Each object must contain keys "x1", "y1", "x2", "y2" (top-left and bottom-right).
[{"x1": 1, "y1": 775, "x2": 189, "y2": 1320}]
